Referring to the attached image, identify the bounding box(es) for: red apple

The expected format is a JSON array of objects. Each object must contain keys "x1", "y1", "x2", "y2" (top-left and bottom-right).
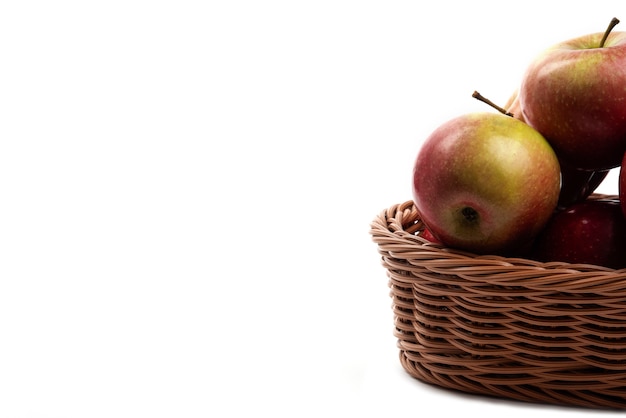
[
  {"x1": 519, "y1": 18, "x2": 626, "y2": 170},
  {"x1": 531, "y1": 198, "x2": 626, "y2": 269},
  {"x1": 412, "y1": 112, "x2": 561, "y2": 255}
]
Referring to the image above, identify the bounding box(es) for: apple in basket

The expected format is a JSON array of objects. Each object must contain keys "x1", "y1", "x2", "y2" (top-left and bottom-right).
[
  {"x1": 411, "y1": 111, "x2": 561, "y2": 255},
  {"x1": 530, "y1": 198, "x2": 626, "y2": 269},
  {"x1": 518, "y1": 17, "x2": 626, "y2": 171}
]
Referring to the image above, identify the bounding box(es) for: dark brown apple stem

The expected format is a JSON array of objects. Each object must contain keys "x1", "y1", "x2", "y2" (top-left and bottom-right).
[
  {"x1": 599, "y1": 17, "x2": 620, "y2": 48},
  {"x1": 472, "y1": 91, "x2": 513, "y2": 117}
]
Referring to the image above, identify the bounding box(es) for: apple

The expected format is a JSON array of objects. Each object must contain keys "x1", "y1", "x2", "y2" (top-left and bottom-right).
[
  {"x1": 531, "y1": 198, "x2": 626, "y2": 269},
  {"x1": 412, "y1": 112, "x2": 561, "y2": 255},
  {"x1": 519, "y1": 18, "x2": 626, "y2": 171}
]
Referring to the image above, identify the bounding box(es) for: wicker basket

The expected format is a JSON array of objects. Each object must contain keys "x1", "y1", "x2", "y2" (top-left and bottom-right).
[{"x1": 370, "y1": 199, "x2": 626, "y2": 409}]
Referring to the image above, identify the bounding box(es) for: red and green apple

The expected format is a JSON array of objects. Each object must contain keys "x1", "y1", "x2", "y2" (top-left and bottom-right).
[{"x1": 412, "y1": 112, "x2": 561, "y2": 255}]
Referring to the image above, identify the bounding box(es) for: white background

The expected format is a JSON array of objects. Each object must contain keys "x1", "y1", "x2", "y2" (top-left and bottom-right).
[{"x1": 1, "y1": 1, "x2": 624, "y2": 417}]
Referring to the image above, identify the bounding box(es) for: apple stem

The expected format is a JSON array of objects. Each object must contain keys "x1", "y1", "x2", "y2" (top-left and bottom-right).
[
  {"x1": 599, "y1": 17, "x2": 620, "y2": 48},
  {"x1": 472, "y1": 91, "x2": 514, "y2": 117}
]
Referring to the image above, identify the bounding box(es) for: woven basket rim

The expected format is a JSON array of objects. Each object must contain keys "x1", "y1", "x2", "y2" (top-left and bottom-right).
[{"x1": 370, "y1": 198, "x2": 626, "y2": 290}]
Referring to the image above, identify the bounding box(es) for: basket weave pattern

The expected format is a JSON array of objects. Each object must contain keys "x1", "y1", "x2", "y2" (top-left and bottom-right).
[{"x1": 370, "y1": 200, "x2": 626, "y2": 409}]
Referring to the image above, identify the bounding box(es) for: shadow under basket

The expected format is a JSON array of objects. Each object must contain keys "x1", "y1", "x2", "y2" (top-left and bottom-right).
[{"x1": 370, "y1": 200, "x2": 626, "y2": 409}]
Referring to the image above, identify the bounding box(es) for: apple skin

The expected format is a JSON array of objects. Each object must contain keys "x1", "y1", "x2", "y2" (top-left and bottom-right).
[
  {"x1": 531, "y1": 198, "x2": 626, "y2": 270},
  {"x1": 412, "y1": 112, "x2": 561, "y2": 255},
  {"x1": 519, "y1": 31, "x2": 626, "y2": 171}
]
